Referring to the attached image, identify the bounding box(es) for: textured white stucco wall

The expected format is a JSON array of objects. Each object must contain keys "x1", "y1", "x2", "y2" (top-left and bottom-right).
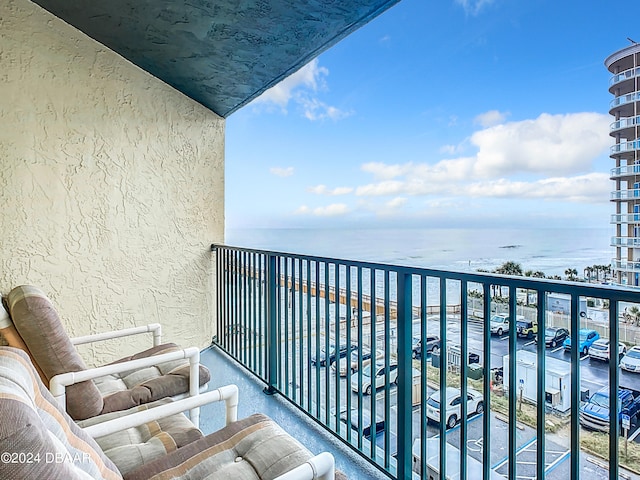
[{"x1": 0, "y1": 0, "x2": 224, "y2": 364}]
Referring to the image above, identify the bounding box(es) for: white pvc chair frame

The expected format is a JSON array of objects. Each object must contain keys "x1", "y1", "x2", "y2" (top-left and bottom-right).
[
  {"x1": 50, "y1": 323, "x2": 202, "y2": 426},
  {"x1": 82, "y1": 383, "x2": 335, "y2": 480}
]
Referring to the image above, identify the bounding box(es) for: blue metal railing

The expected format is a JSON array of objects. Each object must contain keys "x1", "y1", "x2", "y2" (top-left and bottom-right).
[{"x1": 212, "y1": 243, "x2": 640, "y2": 480}]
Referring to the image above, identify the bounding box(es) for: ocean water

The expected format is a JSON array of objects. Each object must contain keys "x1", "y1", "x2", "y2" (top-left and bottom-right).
[{"x1": 225, "y1": 227, "x2": 613, "y2": 279}]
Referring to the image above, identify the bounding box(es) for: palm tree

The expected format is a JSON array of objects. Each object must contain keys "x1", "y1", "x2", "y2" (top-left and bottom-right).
[
  {"x1": 494, "y1": 261, "x2": 523, "y2": 276},
  {"x1": 584, "y1": 266, "x2": 593, "y2": 282},
  {"x1": 602, "y1": 264, "x2": 612, "y2": 281},
  {"x1": 564, "y1": 268, "x2": 578, "y2": 281}
]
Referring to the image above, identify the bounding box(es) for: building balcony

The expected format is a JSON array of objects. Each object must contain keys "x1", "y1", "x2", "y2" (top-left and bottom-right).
[
  {"x1": 612, "y1": 236, "x2": 640, "y2": 247},
  {"x1": 610, "y1": 140, "x2": 640, "y2": 160},
  {"x1": 611, "y1": 189, "x2": 640, "y2": 201},
  {"x1": 611, "y1": 213, "x2": 640, "y2": 224},
  {"x1": 610, "y1": 116, "x2": 640, "y2": 139},
  {"x1": 612, "y1": 259, "x2": 640, "y2": 273},
  {"x1": 609, "y1": 92, "x2": 640, "y2": 117},
  {"x1": 208, "y1": 243, "x2": 640, "y2": 480},
  {"x1": 609, "y1": 67, "x2": 640, "y2": 94},
  {"x1": 609, "y1": 66, "x2": 640, "y2": 90},
  {"x1": 610, "y1": 164, "x2": 640, "y2": 179}
]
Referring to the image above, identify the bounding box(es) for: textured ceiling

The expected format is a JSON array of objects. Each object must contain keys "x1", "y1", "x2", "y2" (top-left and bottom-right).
[{"x1": 32, "y1": 0, "x2": 400, "y2": 118}]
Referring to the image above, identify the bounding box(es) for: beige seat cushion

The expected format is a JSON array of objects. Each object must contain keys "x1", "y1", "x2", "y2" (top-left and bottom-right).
[
  {"x1": 77, "y1": 398, "x2": 203, "y2": 476},
  {"x1": 97, "y1": 344, "x2": 211, "y2": 416},
  {"x1": 0, "y1": 347, "x2": 122, "y2": 480},
  {"x1": 124, "y1": 413, "x2": 347, "y2": 480}
]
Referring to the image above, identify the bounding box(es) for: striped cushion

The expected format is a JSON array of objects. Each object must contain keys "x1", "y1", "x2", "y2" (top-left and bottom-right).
[
  {"x1": 77, "y1": 399, "x2": 203, "y2": 476},
  {"x1": 124, "y1": 413, "x2": 341, "y2": 480},
  {"x1": 0, "y1": 347, "x2": 122, "y2": 480}
]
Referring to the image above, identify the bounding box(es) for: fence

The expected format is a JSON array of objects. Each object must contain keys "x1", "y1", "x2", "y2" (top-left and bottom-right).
[{"x1": 212, "y1": 243, "x2": 640, "y2": 480}]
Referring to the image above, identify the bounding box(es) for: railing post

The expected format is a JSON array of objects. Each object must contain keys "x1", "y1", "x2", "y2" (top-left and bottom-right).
[
  {"x1": 264, "y1": 253, "x2": 278, "y2": 395},
  {"x1": 396, "y1": 271, "x2": 412, "y2": 479}
]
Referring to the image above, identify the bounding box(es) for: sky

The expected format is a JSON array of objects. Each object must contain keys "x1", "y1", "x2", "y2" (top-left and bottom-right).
[{"x1": 225, "y1": 0, "x2": 638, "y2": 231}]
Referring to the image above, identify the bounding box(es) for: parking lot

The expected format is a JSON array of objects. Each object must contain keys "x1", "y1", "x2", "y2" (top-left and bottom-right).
[{"x1": 281, "y1": 309, "x2": 640, "y2": 479}]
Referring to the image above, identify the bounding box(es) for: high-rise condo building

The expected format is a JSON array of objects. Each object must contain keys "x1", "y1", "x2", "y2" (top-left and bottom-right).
[{"x1": 606, "y1": 42, "x2": 640, "y2": 287}]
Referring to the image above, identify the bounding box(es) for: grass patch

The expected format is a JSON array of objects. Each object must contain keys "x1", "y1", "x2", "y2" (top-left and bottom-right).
[{"x1": 581, "y1": 431, "x2": 640, "y2": 474}]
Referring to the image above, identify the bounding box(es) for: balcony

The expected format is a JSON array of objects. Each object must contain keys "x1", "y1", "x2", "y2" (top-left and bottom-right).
[
  {"x1": 610, "y1": 116, "x2": 640, "y2": 139},
  {"x1": 610, "y1": 140, "x2": 640, "y2": 160},
  {"x1": 209, "y1": 244, "x2": 640, "y2": 480},
  {"x1": 609, "y1": 92, "x2": 640, "y2": 118},
  {"x1": 610, "y1": 164, "x2": 640, "y2": 179},
  {"x1": 609, "y1": 67, "x2": 640, "y2": 89},
  {"x1": 612, "y1": 236, "x2": 640, "y2": 247},
  {"x1": 612, "y1": 259, "x2": 640, "y2": 273},
  {"x1": 611, "y1": 189, "x2": 640, "y2": 201},
  {"x1": 611, "y1": 213, "x2": 640, "y2": 224}
]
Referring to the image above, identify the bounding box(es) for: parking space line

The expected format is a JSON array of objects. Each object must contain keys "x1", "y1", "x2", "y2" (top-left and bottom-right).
[
  {"x1": 491, "y1": 436, "x2": 570, "y2": 477},
  {"x1": 545, "y1": 450, "x2": 570, "y2": 475}
]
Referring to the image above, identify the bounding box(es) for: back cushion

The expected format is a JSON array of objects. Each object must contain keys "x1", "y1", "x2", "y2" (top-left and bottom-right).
[
  {"x1": 0, "y1": 347, "x2": 122, "y2": 480},
  {"x1": 0, "y1": 299, "x2": 48, "y2": 384},
  {"x1": 7, "y1": 285, "x2": 104, "y2": 420}
]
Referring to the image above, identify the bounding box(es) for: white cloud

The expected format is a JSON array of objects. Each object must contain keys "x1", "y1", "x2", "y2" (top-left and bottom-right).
[
  {"x1": 466, "y1": 173, "x2": 610, "y2": 202},
  {"x1": 386, "y1": 197, "x2": 407, "y2": 208},
  {"x1": 455, "y1": 0, "x2": 495, "y2": 16},
  {"x1": 294, "y1": 205, "x2": 311, "y2": 215},
  {"x1": 299, "y1": 98, "x2": 353, "y2": 122},
  {"x1": 295, "y1": 203, "x2": 350, "y2": 217},
  {"x1": 471, "y1": 112, "x2": 610, "y2": 177},
  {"x1": 254, "y1": 59, "x2": 327, "y2": 109},
  {"x1": 474, "y1": 110, "x2": 509, "y2": 127},
  {"x1": 251, "y1": 58, "x2": 351, "y2": 121},
  {"x1": 308, "y1": 185, "x2": 354, "y2": 195},
  {"x1": 270, "y1": 166, "x2": 294, "y2": 177},
  {"x1": 361, "y1": 162, "x2": 411, "y2": 180},
  {"x1": 352, "y1": 113, "x2": 611, "y2": 203}
]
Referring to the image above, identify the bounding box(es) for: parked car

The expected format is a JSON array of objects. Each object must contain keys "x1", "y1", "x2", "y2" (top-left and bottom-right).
[
  {"x1": 425, "y1": 387, "x2": 484, "y2": 429},
  {"x1": 412, "y1": 335, "x2": 441, "y2": 359},
  {"x1": 621, "y1": 346, "x2": 640, "y2": 373},
  {"x1": 489, "y1": 314, "x2": 509, "y2": 336},
  {"x1": 351, "y1": 360, "x2": 398, "y2": 395},
  {"x1": 339, "y1": 409, "x2": 397, "y2": 458},
  {"x1": 563, "y1": 329, "x2": 600, "y2": 355},
  {"x1": 579, "y1": 386, "x2": 640, "y2": 432},
  {"x1": 535, "y1": 326, "x2": 570, "y2": 348},
  {"x1": 516, "y1": 319, "x2": 538, "y2": 339},
  {"x1": 332, "y1": 349, "x2": 373, "y2": 376},
  {"x1": 589, "y1": 338, "x2": 627, "y2": 362},
  {"x1": 311, "y1": 342, "x2": 358, "y2": 366}
]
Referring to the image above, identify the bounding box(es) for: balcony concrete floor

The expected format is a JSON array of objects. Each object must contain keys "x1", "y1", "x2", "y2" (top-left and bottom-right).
[{"x1": 198, "y1": 345, "x2": 389, "y2": 480}]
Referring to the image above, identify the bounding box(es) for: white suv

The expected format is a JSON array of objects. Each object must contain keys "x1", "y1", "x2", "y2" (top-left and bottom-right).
[{"x1": 490, "y1": 314, "x2": 509, "y2": 336}]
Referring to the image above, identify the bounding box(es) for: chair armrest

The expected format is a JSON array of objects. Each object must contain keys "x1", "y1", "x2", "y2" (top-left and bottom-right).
[
  {"x1": 84, "y1": 384, "x2": 239, "y2": 439},
  {"x1": 70, "y1": 323, "x2": 162, "y2": 347},
  {"x1": 50, "y1": 346, "x2": 202, "y2": 426},
  {"x1": 274, "y1": 452, "x2": 335, "y2": 480}
]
